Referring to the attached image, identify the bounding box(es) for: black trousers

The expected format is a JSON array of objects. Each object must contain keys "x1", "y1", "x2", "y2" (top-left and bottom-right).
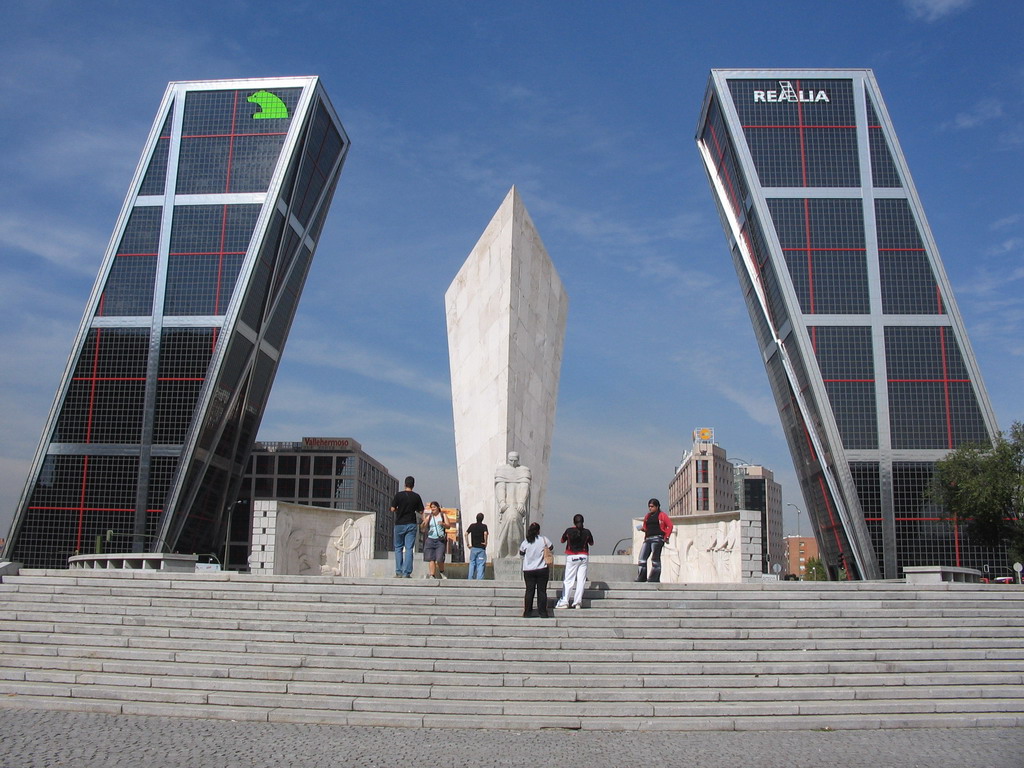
[{"x1": 523, "y1": 567, "x2": 550, "y2": 615}]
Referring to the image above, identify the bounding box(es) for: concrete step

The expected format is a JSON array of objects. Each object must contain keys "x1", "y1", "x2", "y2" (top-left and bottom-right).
[
  {"x1": 1, "y1": 678, "x2": 1021, "y2": 728},
  {"x1": 5, "y1": 612, "x2": 1022, "y2": 645},
  {"x1": 1, "y1": 569, "x2": 1021, "y2": 731}
]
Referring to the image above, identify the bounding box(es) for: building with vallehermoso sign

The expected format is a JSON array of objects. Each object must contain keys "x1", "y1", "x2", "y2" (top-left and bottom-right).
[
  {"x1": 695, "y1": 69, "x2": 1000, "y2": 580},
  {"x1": 4, "y1": 77, "x2": 349, "y2": 568}
]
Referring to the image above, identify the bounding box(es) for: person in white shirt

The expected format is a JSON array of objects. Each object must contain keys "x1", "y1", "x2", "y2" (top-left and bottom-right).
[{"x1": 518, "y1": 522, "x2": 553, "y2": 618}]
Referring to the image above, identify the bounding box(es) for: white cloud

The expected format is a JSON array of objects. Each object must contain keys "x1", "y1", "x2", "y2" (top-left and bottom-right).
[
  {"x1": 282, "y1": 337, "x2": 452, "y2": 400},
  {"x1": 948, "y1": 98, "x2": 1004, "y2": 130},
  {"x1": 990, "y1": 214, "x2": 1021, "y2": 231},
  {"x1": 998, "y1": 123, "x2": 1024, "y2": 146},
  {"x1": 0, "y1": 212, "x2": 107, "y2": 272},
  {"x1": 258, "y1": 378, "x2": 460, "y2": 506},
  {"x1": 904, "y1": 0, "x2": 973, "y2": 22},
  {"x1": 12, "y1": 126, "x2": 142, "y2": 196},
  {"x1": 986, "y1": 238, "x2": 1024, "y2": 256}
]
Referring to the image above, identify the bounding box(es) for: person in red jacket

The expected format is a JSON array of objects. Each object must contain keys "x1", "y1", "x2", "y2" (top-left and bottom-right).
[{"x1": 636, "y1": 498, "x2": 673, "y2": 583}]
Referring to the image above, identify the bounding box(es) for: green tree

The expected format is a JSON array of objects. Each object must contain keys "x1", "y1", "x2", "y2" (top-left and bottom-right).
[
  {"x1": 932, "y1": 422, "x2": 1024, "y2": 562},
  {"x1": 802, "y1": 557, "x2": 827, "y2": 581}
]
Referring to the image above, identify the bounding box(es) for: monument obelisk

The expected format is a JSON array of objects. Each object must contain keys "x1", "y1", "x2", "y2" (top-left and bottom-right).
[{"x1": 445, "y1": 186, "x2": 568, "y2": 570}]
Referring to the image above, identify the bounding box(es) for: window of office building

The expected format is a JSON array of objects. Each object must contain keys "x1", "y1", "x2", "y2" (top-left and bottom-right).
[
  {"x1": 768, "y1": 198, "x2": 869, "y2": 314},
  {"x1": 728, "y1": 78, "x2": 860, "y2": 188},
  {"x1": 866, "y1": 94, "x2": 902, "y2": 188},
  {"x1": 696, "y1": 487, "x2": 710, "y2": 511},
  {"x1": 885, "y1": 326, "x2": 989, "y2": 450},
  {"x1": 875, "y1": 199, "x2": 944, "y2": 315},
  {"x1": 810, "y1": 326, "x2": 877, "y2": 449}
]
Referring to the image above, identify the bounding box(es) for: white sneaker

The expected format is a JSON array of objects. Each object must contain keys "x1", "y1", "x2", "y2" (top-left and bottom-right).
[
  {"x1": 437, "y1": 571, "x2": 448, "y2": 579},
  {"x1": 555, "y1": 603, "x2": 569, "y2": 609}
]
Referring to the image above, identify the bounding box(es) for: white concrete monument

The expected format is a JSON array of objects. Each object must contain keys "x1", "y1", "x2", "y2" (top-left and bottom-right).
[
  {"x1": 445, "y1": 186, "x2": 568, "y2": 562},
  {"x1": 631, "y1": 509, "x2": 765, "y2": 583},
  {"x1": 248, "y1": 500, "x2": 376, "y2": 577}
]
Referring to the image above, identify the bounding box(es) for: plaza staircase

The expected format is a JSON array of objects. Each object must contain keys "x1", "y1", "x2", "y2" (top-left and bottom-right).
[{"x1": 1, "y1": 569, "x2": 1022, "y2": 731}]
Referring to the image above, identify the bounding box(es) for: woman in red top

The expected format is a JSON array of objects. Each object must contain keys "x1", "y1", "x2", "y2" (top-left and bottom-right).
[{"x1": 636, "y1": 498, "x2": 673, "y2": 583}]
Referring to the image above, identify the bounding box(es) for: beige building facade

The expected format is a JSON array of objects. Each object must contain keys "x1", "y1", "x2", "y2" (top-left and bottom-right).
[{"x1": 669, "y1": 428, "x2": 735, "y2": 517}]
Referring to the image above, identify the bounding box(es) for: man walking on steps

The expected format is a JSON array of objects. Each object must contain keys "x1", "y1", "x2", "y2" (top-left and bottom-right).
[{"x1": 636, "y1": 498, "x2": 673, "y2": 583}]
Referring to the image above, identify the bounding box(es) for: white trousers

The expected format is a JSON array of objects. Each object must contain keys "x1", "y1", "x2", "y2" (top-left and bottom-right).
[{"x1": 557, "y1": 554, "x2": 589, "y2": 607}]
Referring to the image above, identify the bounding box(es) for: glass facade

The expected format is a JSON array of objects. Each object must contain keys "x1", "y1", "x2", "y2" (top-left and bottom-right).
[
  {"x1": 5, "y1": 78, "x2": 349, "y2": 568},
  {"x1": 697, "y1": 70, "x2": 1000, "y2": 579}
]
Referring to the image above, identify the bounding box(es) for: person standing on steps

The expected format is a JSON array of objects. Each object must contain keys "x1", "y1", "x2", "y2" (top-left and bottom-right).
[
  {"x1": 555, "y1": 514, "x2": 593, "y2": 609},
  {"x1": 636, "y1": 498, "x2": 673, "y2": 583},
  {"x1": 391, "y1": 476, "x2": 424, "y2": 578},
  {"x1": 420, "y1": 501, "x2": 451, "y2": 579},
  {"x1": 465, "y1": 513, "x2": 489, "y2": 580},
  {"x1": 518, "y1": 521, "x2": 553, "y2": 618}
]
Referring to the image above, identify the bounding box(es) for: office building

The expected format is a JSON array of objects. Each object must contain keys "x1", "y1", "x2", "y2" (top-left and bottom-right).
[
  {"x1": 696, "y1": 69, "x2": 999, "y2": 578},
  {"x1": 669, "y1": 428, "x2": 735, "y2": 516},
  {"x1": 734, "y1": 463, "x2": 784, "y2": 575},
  {"x1": 5, "y1": 77, "x2": 349, "y2": 568},
  {"x1": 236, "y1": 437, "x2": 398, "y2": 570}
]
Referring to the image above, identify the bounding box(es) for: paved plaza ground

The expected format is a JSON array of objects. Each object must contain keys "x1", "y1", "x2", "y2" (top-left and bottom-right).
[{"x1": 0, "y1": 709, "x2": 1021, "y2": 768}]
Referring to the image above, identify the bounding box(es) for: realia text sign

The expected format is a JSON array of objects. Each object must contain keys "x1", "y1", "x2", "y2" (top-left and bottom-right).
[{"x1": 753, "y1": 81, "x2": 830, "y2": 103}]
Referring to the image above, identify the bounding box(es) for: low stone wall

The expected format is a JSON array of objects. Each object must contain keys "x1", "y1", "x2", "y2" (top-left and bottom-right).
[
  {"x1": 631, "y1": 509, "x2": 765, "y2": 583},
  {"x1": 67, "y1": 553, "x2": 198, "y2": 572},
  {"x1": 904, "y1": 565, "x2": 983, "y2": 584}
]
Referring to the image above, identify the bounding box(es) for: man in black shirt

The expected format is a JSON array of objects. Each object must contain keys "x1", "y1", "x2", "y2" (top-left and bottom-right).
[
  {"x1": 465, "y1": 513, "x2": 489, "y2": 580},
  {"x1": 391, "y1": 476, "x2": 424, "y2": 578}
]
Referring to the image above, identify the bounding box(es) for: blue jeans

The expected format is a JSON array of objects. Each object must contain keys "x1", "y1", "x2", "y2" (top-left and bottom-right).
[
  {"x1": 394, "y1": 523, "x2": 417, "y2": 576},
  {"x1": 468, "y1": 547, "x2": 487, "y2": 579}
]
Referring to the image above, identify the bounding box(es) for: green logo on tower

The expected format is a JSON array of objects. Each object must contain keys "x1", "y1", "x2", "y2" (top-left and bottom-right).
[{"x1": 248, "y1": 90, "x2": 289, "y2": 120}]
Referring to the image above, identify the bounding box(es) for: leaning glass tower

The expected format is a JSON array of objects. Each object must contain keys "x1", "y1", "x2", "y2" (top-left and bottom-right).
[
  {"x1": 696, "y1": 69, "x2": 999, "y2": 579},
  {"x1": 4, "y1": 77, "x2": 349, "y2": 568}
]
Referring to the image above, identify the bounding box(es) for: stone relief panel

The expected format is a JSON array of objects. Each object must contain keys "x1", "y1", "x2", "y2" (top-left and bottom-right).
[
  {"x1": 633, "y1": 513, "x2": 742, "y2": 584},
  {"x1": 271, "y1": 502, "x2": 375, "y2": 577}
]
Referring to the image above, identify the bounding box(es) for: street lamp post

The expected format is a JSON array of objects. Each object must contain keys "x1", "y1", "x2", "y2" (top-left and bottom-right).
[{"x1": 787, "y1": 503, "x2": 802, "y2": 538}]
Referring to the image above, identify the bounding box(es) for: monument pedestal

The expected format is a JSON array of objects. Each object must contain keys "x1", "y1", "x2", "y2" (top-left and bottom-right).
[{"x1": 492, "y1": 557, "x2": 524, "y2": 582}]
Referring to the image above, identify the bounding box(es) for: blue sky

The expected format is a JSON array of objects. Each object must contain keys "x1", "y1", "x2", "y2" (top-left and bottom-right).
[{"x1": 1, "y1": 0, "x2": 1022, "y2": 551}]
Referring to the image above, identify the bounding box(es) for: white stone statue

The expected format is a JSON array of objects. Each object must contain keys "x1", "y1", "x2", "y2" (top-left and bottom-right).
[
  {"x1": 320, "y1": 518, "x2": 362, "y2": 577},
  {"x1": 494, "y1": 451, "x2": 531, "y2": 558}
]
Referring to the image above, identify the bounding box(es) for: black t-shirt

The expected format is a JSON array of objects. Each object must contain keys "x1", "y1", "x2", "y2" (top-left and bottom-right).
[
  {"x1": 466, "y1": 522, "x2": 488, "y2": 548},
  {"x1": 561, "y1": 526, "x2": 593, "y2": 554},
  {"x1": 391, "y1": 490, "x2": 424, "y2": 526}
]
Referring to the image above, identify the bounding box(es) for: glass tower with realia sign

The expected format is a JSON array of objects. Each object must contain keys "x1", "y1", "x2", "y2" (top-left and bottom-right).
[
  {"x1": 696, "y1": 69, "x2": 999, "y2": 579},
  {"x1": 4, "y1": 77, "x2": 349, "y2": 568}
]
